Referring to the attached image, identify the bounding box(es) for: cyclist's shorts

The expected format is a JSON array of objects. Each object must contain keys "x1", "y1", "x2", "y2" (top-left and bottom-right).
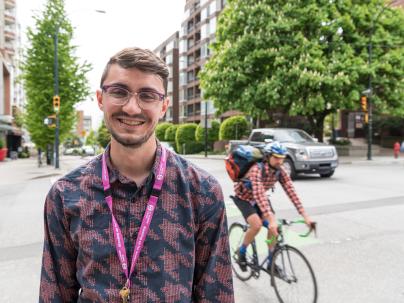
[{"x1": 233, "y1": 196, "x2": 275, "y2": 220}]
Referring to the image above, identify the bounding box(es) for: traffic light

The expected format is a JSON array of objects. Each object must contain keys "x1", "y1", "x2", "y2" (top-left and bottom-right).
[
  {"x1": 360, "y1": 96, "x2": 367, "y2": 112},
  {"x1": 53, "y1": 95, "x2": 60, "y2": 112}
]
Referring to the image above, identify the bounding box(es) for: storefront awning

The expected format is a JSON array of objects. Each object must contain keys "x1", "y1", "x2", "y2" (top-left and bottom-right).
[{"x1": 0, "y1": 124, "x2": 23, "y2": 136}]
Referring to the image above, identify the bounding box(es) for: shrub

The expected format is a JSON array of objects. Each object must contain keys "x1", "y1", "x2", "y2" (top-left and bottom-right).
[
  {"x1": 219, "y1": 116, "x2": 248, "y2": 140},
  {"x1": 97, "y1": 121, "x2": 111, "y2": 148},
  {"x1": 175, "y1": 123, "x2": 198, "y2": 154},
  {"x1": 0, "y1": 138, "x2": 4, "y2": 149},
  {"x1": 156, "y1": 122, "x2": 173, "y2": 141},
  {"x1": 195, "y1": 120, "x2": 220, "y2": 144},
  {"x1": 164, "y1": 124, "x2": 179, "y2": 141}
]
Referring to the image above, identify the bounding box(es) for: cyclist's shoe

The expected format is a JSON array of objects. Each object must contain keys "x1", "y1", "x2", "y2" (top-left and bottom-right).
[
  {"x1": 267, "y1": 263, "x2": 285, "y2": 278},
  {"x1": 236, "y1": 250, "x2": 247, "y2": 272}
]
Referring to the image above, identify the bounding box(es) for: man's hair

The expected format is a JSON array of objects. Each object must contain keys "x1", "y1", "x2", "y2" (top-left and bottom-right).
[{"x1": 100, "y1": 47, "x2": 169, "y2": 93}]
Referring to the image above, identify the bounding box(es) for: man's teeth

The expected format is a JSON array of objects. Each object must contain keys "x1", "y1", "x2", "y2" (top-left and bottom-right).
[{"x1": 120, "y1": 119, "x2": 143, "y2": 126}]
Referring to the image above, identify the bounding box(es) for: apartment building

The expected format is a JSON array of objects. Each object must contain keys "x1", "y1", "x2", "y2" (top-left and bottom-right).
[
  {"x1": 0, "y1": 0, "x2": 22, "y2": 155},
  {"x1": 178, "y1": 0, "x2": 226, "y2": 124},
  {"x1": 154, "y1": 32, "x2": 180, "y2": 124},
  {"x1": 76, "y1": 110, "x2": 92, "y2": 138}
]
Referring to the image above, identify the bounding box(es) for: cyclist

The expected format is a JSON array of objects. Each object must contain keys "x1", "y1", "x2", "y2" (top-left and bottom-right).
[{"x1": 232, "y1": 141, "x2": 314, "y2": 272}]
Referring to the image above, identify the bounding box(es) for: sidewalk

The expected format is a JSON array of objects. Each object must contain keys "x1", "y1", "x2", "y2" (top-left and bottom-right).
[{"x1": 0, "y1": 155, "x2": 90, "y2": 186}]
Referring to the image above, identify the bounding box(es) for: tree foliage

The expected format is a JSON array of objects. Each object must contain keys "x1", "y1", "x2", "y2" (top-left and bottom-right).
[
  {"x1": 21, "y1": 0, "x2": 92, "y2": 149},
  {"x1": 97, "y1": 121, "x2": 111, "y2": 148},
  {"x1": 85, "y1": 129, "x2": 97, "y2": 146},
  {"x1": 199, "y1": 0, "x2": 404, "y2": 141}
]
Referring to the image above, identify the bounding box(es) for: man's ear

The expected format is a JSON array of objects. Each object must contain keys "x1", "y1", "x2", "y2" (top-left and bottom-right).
[
  {"x1": 96, "y1": 89, "x2": 104, "y2": 111},
  {"x1": 159, "y1": 97, "x2": 169, "y2": 119}
]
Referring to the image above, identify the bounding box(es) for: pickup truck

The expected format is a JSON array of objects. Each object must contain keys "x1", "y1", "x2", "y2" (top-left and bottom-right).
[{"x1": 228, "y1": 128, "x2": 339, "y2": 179}]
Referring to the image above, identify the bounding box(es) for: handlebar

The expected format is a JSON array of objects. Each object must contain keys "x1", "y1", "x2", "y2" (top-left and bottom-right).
[{"x1": 265, "y1": 218, "x2": 317, "y2": 245}]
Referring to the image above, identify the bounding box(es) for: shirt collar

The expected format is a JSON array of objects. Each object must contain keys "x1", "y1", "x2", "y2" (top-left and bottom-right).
[{"x1": 103, "y1": 141, "x2": 163, "y2": 186}]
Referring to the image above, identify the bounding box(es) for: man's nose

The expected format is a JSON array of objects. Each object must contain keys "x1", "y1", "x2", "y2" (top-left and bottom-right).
[{"x1": 122, "y1": 94, "x2": 142, "y2": 114}]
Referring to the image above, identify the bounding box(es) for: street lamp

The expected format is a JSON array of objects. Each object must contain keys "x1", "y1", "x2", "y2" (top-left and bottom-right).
[
  {"x1": 53, "y1": 9, "x2": 106, "y2": 169},
  {"x1": 365, "y1": 2, "x2": 391, "y2": 160}
]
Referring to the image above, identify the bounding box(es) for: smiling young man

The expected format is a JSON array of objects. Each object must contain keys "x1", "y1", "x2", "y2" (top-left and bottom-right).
[{"x1": 39, "y1": 47, "x2": 234, "y2": 303}]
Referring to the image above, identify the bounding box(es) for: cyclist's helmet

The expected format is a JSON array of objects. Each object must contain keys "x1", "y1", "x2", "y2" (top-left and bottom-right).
[{"x1": 263, "y1": 141, "x2": 287, "y2": 158}]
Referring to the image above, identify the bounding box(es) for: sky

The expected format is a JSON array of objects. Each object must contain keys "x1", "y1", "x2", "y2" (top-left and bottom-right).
[{"x1": 17, "y1": 0, "x2": 185, "y2": 130}]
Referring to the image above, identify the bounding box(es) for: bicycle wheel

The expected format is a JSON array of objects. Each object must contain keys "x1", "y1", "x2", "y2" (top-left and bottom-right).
[
  {"x1": 271, "y1": 245, "x2": 318, "y2": 303},
  {"x1": 228, "y1": 222, "x2": 254, "y2": 281}
]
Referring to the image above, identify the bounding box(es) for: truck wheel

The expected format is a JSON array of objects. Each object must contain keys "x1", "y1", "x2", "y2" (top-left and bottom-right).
[
  {"x1": 283, "y1": 158, "x2": 296, "y2": 180},
  {"x1": 320, "y1": 171, "x2": 334, "y2": 178}
]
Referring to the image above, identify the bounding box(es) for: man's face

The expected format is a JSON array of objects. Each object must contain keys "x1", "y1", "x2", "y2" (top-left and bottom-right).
[
  {"x1": 269, "y1": 155, "x2": 285, "y2": 168},
  {"x1": 96, "y1": 65, "x2": 168, "y2": 148}
]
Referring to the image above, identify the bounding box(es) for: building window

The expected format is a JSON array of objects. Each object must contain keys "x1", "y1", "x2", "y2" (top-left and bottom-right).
[
  {"x1": 180, "y1": 72, "x2": 187, "y2": 86},
  {"x1": 187, "y1": 104, "x2": 194, "y2": 116},
  {"x1": 180, "y1": 55, "x2": 187, "y2": 69},
  {"x1": 209, "y1": 1, "x2": 217, "y2": 15},
  {"x1": 210, "y1": 17, "x2": 216, "y2": 34},
  {"x1": 166, "y1": 54, "x2": 173, "y2": 65},
  {"x1": 195, "y1": 102, "x2": 201, "y2": 115},
  {"x1": 187, "y1": 87, "x2": 194, "y2": 99},
  {"x1": 167, "y1": 82, "x2": 173, "y2": 94},
  {"x1": 201, "y1": 23, "x2": 208, "y2": 39},
  {"x1": 180, "y1": 39, "x2": 186, "y2": 53},
  {"x1": 201, "y1": 7, "x2": 208, "y2": 20}
]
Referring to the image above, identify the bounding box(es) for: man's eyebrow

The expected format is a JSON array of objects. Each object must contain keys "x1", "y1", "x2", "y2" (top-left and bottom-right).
[
  {"x1": 137, "y1": 86, "x2": 163, "y2": 94},
  {"x1": 105, "y1": 83, "x2": 130, "y2": 90}
]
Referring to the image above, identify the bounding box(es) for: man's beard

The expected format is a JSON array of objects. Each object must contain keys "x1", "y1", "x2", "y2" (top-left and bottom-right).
[{"x1": 105, "y1": 113, "x2": 156, "y2": 149}]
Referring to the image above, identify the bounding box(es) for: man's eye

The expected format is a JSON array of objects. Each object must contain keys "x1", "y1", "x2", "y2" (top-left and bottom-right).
[
  {"x1": 108, "y1": 88, "x2": 128, "y2": 98},
  {"x1": 139, "y1": 92, "x2": 158, "y2": 101}
]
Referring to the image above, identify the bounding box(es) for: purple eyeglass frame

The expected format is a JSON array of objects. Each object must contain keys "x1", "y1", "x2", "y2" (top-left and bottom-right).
[{"x1": 101, "y1": 85, "x2": 166, "y2": 101}]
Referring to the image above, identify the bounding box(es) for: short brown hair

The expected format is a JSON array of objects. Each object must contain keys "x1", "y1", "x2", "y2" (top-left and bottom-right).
[{"x1": 100, "y1": 47, "x2": 169, "y2": 93}]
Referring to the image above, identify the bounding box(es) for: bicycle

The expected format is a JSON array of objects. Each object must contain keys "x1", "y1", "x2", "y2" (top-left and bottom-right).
[{"x1": 229, "y1": 210, "x2": 318, "y2": 303}]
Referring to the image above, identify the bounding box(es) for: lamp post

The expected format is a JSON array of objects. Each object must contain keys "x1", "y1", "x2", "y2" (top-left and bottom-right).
[
  {"x1": 53, "y1": 9, "x2": 106, "y2": 169},
  {"x1": 366, "y1": 3, "x2": 390, "y2": 161}
]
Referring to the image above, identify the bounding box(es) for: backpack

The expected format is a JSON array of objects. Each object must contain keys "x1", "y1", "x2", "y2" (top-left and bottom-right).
[{"x1": 225, "y1": 145, "x2": 265, "y2": 182}]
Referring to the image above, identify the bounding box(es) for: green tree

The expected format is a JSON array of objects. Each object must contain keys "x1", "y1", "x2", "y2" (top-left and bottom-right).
[
  {"x1": 97, "y1": 121, "x2": 111, "y2": 148},
  {"x1": 21, "y1": 0, "x2": 91, "y2": 150},
  {"x1": 85, "y1": 129, "x2": 97, "y2": 146},
  {"x1": 200, "y1": 0, "x2": 404, "y2": 141}
]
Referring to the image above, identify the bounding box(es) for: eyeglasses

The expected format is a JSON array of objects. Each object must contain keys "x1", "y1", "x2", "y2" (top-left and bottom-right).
[{"x1": 101, "y1": 85, "x2": 165, "y2": 110}]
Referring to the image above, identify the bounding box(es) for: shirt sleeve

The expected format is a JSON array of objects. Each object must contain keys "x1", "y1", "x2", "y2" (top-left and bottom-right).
[
  {"x1": 39, "y1": 182, "x2": 79, "y2": 302},
  {"x1": 249, "y1": 164, "x2": 273, "y2": 217},
  {"x1": 192, "y1": 178, "x2": 234, "y2": 303},
  {"x1": 279, "y1": 167, "x2": 304, "y2": 214}
]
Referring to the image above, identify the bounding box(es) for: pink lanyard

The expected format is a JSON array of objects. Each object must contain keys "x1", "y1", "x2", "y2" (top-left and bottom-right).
[{"x1": 101, "y1": 147, "x2": 167, "y2": 289}]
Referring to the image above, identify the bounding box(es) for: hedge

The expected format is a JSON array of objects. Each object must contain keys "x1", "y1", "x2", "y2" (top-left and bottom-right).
[
  {"x1": 165, "y1": 124, "x2": 179, "y2": 141},
  {"x1": 155, "y1": 122, "x2": 173, "y2": 141},
  {"x1": 219, "y1": 116, "x2": 248, "y2": 140},
  {"x1": 175, "y1": 123, "x2": 200, "y2": 154},
  {"x1": 195, "y1": 120, "x2": 220, "y2": 143}
]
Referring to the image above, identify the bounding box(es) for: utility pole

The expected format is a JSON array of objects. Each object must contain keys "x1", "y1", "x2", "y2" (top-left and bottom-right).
[
  {"x1": 366, "y1": 4, "x2": 389, "y2": 160},
  {"x1": 53, "y1": 26, "x2": 60, "y2": 169}
]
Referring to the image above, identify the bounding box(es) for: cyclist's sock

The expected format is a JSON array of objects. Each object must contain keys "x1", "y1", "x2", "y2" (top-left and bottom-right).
[
  {"x1": 267, "y1": 250, "x2": 273, "y2": 265},
  {"x1": 263, "y1": 219, "x2": 269, "y2": 228},
  {"x1": 239, "y1": 244, "x2": 247, "y2": 255}
]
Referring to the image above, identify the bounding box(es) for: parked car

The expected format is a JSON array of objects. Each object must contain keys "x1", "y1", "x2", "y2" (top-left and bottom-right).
[
  {"x1": 81, "y1": 145, "x2": 96, "y2": 156},
  {"x1": 228, "y1": 128, "x2": 338, "y2": 179}
]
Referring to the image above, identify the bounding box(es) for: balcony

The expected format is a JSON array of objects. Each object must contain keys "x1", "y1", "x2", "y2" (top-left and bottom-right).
[
  {"x1": 5, "y1": 46, "x2": 15, "y2": 56},
  {"x1": 4, "y1": 30, "x2": 15, "y2": 41},
  {"x1": 5, "y1": 0, "x2": 16, "y2": 9},
  {"x1": 4, "y1": 13, "x2": 16, "y2": 25}
]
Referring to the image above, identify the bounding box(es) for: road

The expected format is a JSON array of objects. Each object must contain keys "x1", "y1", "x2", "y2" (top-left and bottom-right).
[{"x1": 0, "y1": 155, "x2": 403, "y2": 302}]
